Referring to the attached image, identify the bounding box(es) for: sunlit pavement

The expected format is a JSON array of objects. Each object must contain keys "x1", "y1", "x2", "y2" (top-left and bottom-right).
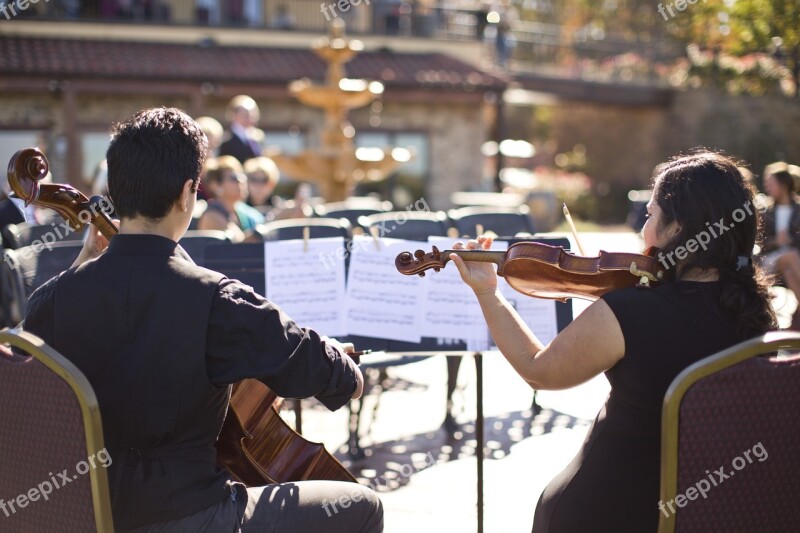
[{"x1": 297, "y1": 230, "x2": 793, "y2": 532}]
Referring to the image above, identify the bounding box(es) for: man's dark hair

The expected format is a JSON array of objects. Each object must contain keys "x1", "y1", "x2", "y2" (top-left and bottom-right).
[{"x1": 107, "y1": 107, "x2": 208, "y2": 219}]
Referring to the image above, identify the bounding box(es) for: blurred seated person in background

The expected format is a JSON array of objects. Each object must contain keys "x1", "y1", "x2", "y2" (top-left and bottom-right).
[
  {"x1": 219, "y1": 95, "x2": 264, "y2": 164},
  {"x1": 758, "y1": 162, "x2": 800, "y2": 329},
  {"x1": 0, "y1": 173, "x2": 26, "y2": 228},
  {"x1": 194, "y1": 116, "x2": 225, "y2": 201},
  {"x1": 195, "y1": 116, "x2": 224, "y2": 157},
  {"x1": 243, "y1": 156, "x2": 280, "y2": 210},
  {"x1": 198, "y1": 155, "x2": 264, "y2": 241}
]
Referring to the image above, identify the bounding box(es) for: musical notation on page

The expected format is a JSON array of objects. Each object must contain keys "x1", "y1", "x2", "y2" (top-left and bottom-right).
[
  {"x1": 421, "y1": 237, "x2": 510, "y2": 346},
  {"x1": 265, "y1": 237, "x2": 347, "y2": 336},
  {"x1": 344, "y1": 236, "x2": 427, "y2": 343}
]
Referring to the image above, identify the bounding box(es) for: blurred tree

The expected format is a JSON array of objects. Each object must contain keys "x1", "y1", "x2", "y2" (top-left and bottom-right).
[{"x1": 669, "y1": 0, "x2": 799, "y2": 96}]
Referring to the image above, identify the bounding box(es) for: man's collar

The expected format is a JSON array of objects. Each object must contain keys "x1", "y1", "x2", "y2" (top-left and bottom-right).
[
  {"x1": 230, "y1": 123, "x2": 248, "y2": 142},
  {"x1": 106, "y1": 233, "x2": 180, "y2": 257}
]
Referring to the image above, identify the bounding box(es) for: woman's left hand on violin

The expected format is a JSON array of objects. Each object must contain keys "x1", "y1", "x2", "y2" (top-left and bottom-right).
[{"x1": 450, "y1": 235, "x2": 498, "y2": 296}]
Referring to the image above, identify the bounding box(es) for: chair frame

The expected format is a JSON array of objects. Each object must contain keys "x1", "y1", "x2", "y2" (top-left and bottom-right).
[
  {"x1": 659, "y1": 331, "x2": 800, "y2": 533},
  {"x1": 0, "y1": 328, "x2": 115, "y2": 532}
]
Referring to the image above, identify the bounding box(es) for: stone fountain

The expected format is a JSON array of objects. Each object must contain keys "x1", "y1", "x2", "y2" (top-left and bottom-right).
[{"x1": 269, "y1": 19, "x2": 411, "y2": 202}]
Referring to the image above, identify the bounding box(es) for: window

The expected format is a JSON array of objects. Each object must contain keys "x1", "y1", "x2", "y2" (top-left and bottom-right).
[{"x1": 355, "y1": 131, "x2": 429, "y2": 206}]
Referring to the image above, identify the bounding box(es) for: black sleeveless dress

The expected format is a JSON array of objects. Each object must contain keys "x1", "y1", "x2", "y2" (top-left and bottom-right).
[{"x1": 532, "y1": 280, "x2": 739, "y2": 533}]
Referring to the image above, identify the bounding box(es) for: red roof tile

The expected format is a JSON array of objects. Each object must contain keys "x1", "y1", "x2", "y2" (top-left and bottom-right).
[{"x1": 0, "y1": 36, "x2": 506, "y2": 92}]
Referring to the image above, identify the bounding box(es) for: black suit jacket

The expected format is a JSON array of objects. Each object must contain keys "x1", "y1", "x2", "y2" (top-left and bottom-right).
[
  {"x1": 24, "y1": 234, "x2": 359, "y2": 529},
  {"x1": 219, "y1": 133, "x2": 259, "y2": 163}
]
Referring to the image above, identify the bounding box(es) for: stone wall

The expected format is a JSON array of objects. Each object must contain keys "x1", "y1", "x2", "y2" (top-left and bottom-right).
[{"x1": 548, "y1": 89, "x2": 800, "y2": 189}]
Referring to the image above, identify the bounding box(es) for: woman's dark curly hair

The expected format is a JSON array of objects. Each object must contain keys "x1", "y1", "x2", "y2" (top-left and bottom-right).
[{"x1": 652, "y1": 151, "x2": 777, "y2": 340}]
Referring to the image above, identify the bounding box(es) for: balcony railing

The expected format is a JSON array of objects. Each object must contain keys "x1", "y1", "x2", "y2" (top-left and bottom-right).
[
  {"x1": 16, "y1": 0, "x2": 487, "y2": 41},
  {"x1": 12, "y1": 0, "x2": 683, "y2": 86}
]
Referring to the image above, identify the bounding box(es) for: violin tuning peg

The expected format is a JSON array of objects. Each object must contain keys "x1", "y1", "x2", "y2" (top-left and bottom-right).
[
  {"x1": 433, "y1": 267, "x2": 440, "y2": 272},
  {"x1": 414, "y1": 249, "x2": 426, "y2": 261},
  {"x1": 431, "y1": 246, "x2": 441, "y2": 260}
]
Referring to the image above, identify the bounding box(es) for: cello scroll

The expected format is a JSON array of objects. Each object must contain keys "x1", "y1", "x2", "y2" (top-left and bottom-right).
[{"x1": 7, "y1": 147, "x2": 118, "y2": 238}]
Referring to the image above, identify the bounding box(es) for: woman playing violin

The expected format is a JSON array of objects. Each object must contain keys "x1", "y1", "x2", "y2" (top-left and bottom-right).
[{"x1": 450, "y1": 151, "x2": 776, "y2": 532}]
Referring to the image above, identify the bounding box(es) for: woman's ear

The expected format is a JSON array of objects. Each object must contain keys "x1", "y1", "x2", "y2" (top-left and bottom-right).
[{"x1": 666, "y1": 220, "x2": 681, "y2": 241}]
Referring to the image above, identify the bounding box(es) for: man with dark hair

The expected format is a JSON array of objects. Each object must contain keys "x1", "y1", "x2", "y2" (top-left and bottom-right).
[{"x1": 23, "y1": 107, "x2": 383, "y2": 532}]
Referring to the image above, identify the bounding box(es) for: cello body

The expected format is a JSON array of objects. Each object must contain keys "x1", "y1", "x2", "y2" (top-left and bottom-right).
[{"x1": 216, "y1": 380, "x2": 356, "y2": 485}]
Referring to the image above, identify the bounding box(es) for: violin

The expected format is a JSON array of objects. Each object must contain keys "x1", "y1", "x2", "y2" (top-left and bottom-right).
[
  {"x1": 395, "y1": 241, "x2": 664, "y2": 302},
  {"x1": 8, "y1": 147, "x2": 356, "y2": 485}
]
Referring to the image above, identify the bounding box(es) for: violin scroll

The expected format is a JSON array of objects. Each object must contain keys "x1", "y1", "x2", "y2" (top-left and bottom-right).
[{"x1": 395, "y1": 246, "x2": 447, "y2": 277}]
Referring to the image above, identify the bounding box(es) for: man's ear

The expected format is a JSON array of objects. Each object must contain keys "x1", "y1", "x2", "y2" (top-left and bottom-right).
[{"x1": 179, "y1": 179, "x2": 195, "y2": 213}]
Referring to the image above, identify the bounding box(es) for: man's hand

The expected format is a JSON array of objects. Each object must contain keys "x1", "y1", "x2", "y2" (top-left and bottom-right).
[
  {"x1": 71, "y1": 225, "x2": 111, "y2": 269},
  {"x1": 323, "y1": 337, "x2": 364, "y2": 400}
]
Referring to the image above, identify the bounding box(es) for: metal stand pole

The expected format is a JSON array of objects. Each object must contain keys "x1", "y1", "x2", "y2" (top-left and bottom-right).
[{"x1": 475, "y1": 352, "x2": 484, "y2": 533}]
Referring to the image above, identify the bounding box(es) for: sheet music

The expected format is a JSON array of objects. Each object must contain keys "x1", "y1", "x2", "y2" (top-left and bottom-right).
[
  {"x1": 344, "y1": 236, "x2": 427, "y2": 342},
  {"x1": 422, "y1": 237, "x2": 510, "y2": 348},
  {"x1": 498, "y1": 280, "x2": 560, "y2": 346},
  {"x1": 264, "y1": 237, "x2": 346, "y2": 336}
]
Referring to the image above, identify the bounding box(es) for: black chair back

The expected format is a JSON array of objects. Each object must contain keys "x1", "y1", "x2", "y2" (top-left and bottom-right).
[
  {"x1": 0, "y1": 241, "x2": 83, "y2": 324},
  {"x1": 359, "y1": 211, "x2": 451, "y2": 241},
  {"x1": 314, "y1": 198, "x2": 392, "y2": 229},
  {"x1": 259, "y1": 218, "x2": 352, "y2": 241},
  {"x1": 2, "y1": 220, "x2": 83, "y2": 250},
  {"x1": 178, "y1": 230, "x2": 228, "y2": 263},
  {"x1": 447, "y1": 205, "x2": 535, "y2": 238}
]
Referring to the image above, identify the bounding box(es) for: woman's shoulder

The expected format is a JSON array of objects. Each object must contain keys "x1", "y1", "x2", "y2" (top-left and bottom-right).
[{"x1": 601, "y1": 280, "x2": 719, "y2": 312}]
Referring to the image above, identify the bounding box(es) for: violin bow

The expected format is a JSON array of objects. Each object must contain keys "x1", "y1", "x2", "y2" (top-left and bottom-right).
[{"x1": 562, "y1": 203, "x2": 586, "y2": 256}]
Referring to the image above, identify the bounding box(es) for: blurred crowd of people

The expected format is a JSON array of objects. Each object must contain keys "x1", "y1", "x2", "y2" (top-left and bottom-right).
[{"x1": 78, "y1": 94, "x2": 304, "y2": 244}]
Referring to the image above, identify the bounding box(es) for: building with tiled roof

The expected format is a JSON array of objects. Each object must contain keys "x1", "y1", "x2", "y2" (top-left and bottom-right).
[{"x1": 0, "y1": 20, "x2": 507, "y2": 207}]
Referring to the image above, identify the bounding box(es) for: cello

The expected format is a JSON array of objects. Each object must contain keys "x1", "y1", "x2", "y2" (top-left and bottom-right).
[{"x1": 7, "y1": 147, "x2": 357, "y2": 485}]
